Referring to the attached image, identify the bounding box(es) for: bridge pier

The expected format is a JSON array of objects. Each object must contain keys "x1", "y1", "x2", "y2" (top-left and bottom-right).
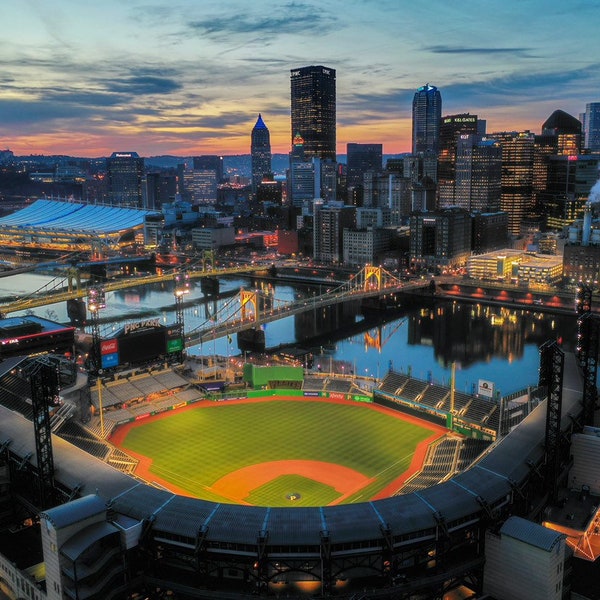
[
  {"x1": 237, "y1": 328, "x2": 265, "y2": 353},
  {"x1": 201, "y1": 277, "x2": 219, "y2": 296}
]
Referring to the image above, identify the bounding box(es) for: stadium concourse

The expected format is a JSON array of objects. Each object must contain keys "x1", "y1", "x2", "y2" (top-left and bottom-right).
[
  {"x1": 0, "y1": 354, "x2": 590, "y2": 599},
  {"x1": 0, "y1": 198, "x2": 161, "y2": 255}
]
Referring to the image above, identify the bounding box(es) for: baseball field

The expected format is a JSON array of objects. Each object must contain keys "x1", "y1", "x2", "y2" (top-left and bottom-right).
[{"x1": 111, "y1": 396, "x2": 446, "y2": 506}]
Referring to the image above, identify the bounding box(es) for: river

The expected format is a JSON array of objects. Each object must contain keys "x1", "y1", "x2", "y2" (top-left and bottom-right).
[{"x1": 0, "y1": 271, "x2": 579, "y2": 397}]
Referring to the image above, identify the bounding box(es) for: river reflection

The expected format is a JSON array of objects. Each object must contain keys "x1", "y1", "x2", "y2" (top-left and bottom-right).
[{"x1": 1, "y1": 272, "x2": 578, "y2": 397}]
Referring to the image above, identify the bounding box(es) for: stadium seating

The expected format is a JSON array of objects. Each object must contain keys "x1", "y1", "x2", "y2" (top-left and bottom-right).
[{"x1": 378, "y1": 372, "x2": 409, "y2": 395}]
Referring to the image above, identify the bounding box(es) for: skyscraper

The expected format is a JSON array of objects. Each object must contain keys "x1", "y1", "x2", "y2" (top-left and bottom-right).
[
  {"x1": 188, "y1": 155, "x2": 224, "y2": 206},
  {"x1": 583, "y1": 102, "x2": 600, "y2": 152},
  {"x1": 106, "y1": 151, "x2": 144, "y2": 207},
  {"x1": 251, "y1": 114, "x2": 272, "y2": 194},
  {"x1": 454, "y1": 134, "x2": 502, "y2": 213},
  {"x1": 437, "y1": 114, "x2": 480, "y2": 207},
  {"x1": 488, "y1": 132, "x2": 535, "y2": 236},
  {"x1": 346, "y1": 143, "x2": 383, "y2": 202},
  {"x1": 412, "y1": 84, "x2": 442, "y2": 155},
  {"x1": 290, "y1": 65, "x2": 336, "y2": 161}
]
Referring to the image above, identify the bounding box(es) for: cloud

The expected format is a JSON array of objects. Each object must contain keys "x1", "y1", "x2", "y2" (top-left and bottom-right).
[
  {"x1": 188, "y1": 1, "x2": 336, "y2": 39},
  {"x1": 425, "y1": 45, "x2": 533, "y2": 56},
  {"x1": 105, "y1": 75, "x2": 182, "y2": 96}
]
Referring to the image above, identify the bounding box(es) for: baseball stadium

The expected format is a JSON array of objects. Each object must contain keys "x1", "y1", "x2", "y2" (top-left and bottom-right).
[{"x1": 0, "y1": 342, "x2": 588, "y2": 600}]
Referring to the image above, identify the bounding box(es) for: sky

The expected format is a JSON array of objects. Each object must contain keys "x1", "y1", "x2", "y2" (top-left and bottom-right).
[{"x1": 1, "y1": 0, "x2": 599, "y2": 158}]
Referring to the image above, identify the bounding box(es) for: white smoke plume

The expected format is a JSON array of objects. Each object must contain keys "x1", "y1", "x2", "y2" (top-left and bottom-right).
[{"x1": 589, "y1": 178, "x2": 600, "y2": 204}]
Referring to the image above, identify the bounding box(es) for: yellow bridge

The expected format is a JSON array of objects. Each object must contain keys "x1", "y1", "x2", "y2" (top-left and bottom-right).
[
  {"x1": 0, "y1": 264, "x2": 266, "y2": 315},
  {"x1": 184, "y1": 266, "x2": 428, "y2": 345}
]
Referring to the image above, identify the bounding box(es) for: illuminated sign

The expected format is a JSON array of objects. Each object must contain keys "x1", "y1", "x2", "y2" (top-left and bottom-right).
[
  {"x1": 291, "y1": 70, "x2": 300, "y2": 77},
  {"x1": 166, "y1": 338, "x2": 183, "y2": 353},
  {"x1": 124, "y1": 319, "x2": 161, "y2": 335},
  {"x1": 100, "y1": 339, "x2": 118, "y2": 355},
  {"x1": 444, "y1": 116, "x2": 476, "y2": 124},
  {"x1": 101, "y1": 352, "x2": 119, "y2": 368}
]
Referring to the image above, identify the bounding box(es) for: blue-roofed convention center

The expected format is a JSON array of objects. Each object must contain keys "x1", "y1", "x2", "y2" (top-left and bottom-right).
[{"x1": 0, "y1": 199, "x2": 162, "y2": 255}]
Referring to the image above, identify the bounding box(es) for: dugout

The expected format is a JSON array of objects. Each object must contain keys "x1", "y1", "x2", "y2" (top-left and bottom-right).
[{"x1": 243, "y1": 364, "x2": 304, "y2": 389}]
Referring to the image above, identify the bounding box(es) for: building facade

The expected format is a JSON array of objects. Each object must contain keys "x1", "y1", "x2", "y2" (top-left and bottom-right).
[
  {"x1": 454, "y1": 135, "x2": 502, "y2": 213},
  {"x1": 483, "y1": 516, "x2": 566, "y2": 600},
  {"x1": 583, "y1": 102, "x2": 600, "y2": 152},
  {"x1": 495, "y1": 132, "x2": 535, "y2": 237},
  {"x1": 409, "y1": 207, "x2": 472, "y2": 271},
  {"x1": 472, "y1": 211, "x2": 510, "y2": 254},
  {"x1": 346, "y1": 143, "x2": 383, "y2": 201},
  {"x1": 343, "y1": 227, "x2": 393, "y2": 267},
  {"x1": 290, "y1": 66, "x2": 336, "y2": 161},
  {"x1": 437, "y1": 114, "x2": 480, "y2": 207},
  {"x1": 541, "y1": 155, "x2": 599, "y2": 231},
  {"x1": 106, "y1": 151, "x2": 144, "y2": 208},
  {"x1": 313, "y1": 204, "x2": 355, "y2": 263}
]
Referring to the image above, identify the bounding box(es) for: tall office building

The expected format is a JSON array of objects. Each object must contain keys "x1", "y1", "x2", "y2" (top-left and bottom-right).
[
  {"x1": 106, "y1": 151, "x2": 144, "y2": 207},
  {"x1": 346, "y1": 143, "x2": 383, "y2": 204},
  {"x1": 540, "y1": 154, "x2": 599, "y2": 230},
  {"x1": 144, "y1": 172, "x2": 176, "y2": 210},
  {"x1": 454, "y1": 135, "x2": 502, "y2": 213},
  {"x1": 533, "y1": 110, "x2": 582, "y2": 214},
  {"x1": 313, "y1": 204, "x2": 355, "y2": 263},
  {"x1": 251, "y1": 114, "x2": 272, "y2": 194},
  {"x1": 489, "y1": 132, "x2": 535, "y2": 237},
  {"x1": 437, "y1": 114, "x2": 480, "y2": 206},
  {"x1": 190, "y1": 155, "x2": 224, "y2": 206},
  {"x1": 583, "y1": 102, "x2": 600, "y2": 152},
  {"x1": 412, "y1": 84, "x2": 442, "y2": 155},
  {"x1": 290, "y1": 65, "x2": 336, "y2": 161}
]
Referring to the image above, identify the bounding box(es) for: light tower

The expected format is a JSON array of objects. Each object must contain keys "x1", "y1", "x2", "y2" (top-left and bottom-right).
[
  {"x1": 87, "y1": 286, "x2": 106, "y2": 376},
  {"x1": 174, "y1": 271, "x2": 190, "y2": 363}
]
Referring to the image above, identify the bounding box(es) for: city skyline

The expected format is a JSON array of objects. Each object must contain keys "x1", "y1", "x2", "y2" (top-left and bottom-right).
[{"x1": 1, "y1": 0, "x2": 599, "y2": 158}]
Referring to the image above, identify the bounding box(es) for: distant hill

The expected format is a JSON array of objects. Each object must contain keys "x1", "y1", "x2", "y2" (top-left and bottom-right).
[{"x1": 145, "y1": 153, "x2": 407, "y2": 178}]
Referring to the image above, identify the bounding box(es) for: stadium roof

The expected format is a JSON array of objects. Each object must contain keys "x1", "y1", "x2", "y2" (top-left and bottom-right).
[{"x1": 0, "y1": 199, "x2": 159, "y2": 235}]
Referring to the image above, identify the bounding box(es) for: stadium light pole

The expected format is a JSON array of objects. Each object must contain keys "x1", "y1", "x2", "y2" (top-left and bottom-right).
[
  {"x1": 174, "y1": 271, "x2": 190, "y2": 364},
  {"x1": 87, "y1": 286, "x2": 106, "y2": 376},
  {"x1": 87, "y1": 286, "x2": 106, "y2": 436},
  {"x1": 97, "y1": 377, "x2": 105, "y2": 438}
]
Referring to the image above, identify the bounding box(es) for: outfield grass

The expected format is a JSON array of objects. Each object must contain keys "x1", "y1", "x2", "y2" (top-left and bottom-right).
[{"x1": 118, "y1": 399, "x2": 435, "y2": 506}]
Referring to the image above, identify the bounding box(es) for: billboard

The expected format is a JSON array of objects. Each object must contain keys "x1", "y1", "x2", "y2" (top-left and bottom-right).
[
  {"x1": 478, "y1": 379, "x2": 495, "y2": 399},
  {"x1": 119, "y1": 327, "x2": 166, "y2": 365},
  {"x1": 165, "y1": 325, "x2": 183, "y2": 354}
]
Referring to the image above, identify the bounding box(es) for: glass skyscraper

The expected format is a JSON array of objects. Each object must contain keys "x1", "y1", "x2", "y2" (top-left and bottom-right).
[
  {"x1": 250, "y1": 113, "x2": 272, "y2": 194},
  {"x1": 412, "y1": 84, "x2": 442, "y2": 155},
  {"x1": 106, "y1": 151, "x2": 144, "y2": 208},
  {"x1": 290, "y1": 66, "x2": 336, "y2": 161},
  {"x1": 583, "y1": 102, "x2": 600, "y2": 152}
]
